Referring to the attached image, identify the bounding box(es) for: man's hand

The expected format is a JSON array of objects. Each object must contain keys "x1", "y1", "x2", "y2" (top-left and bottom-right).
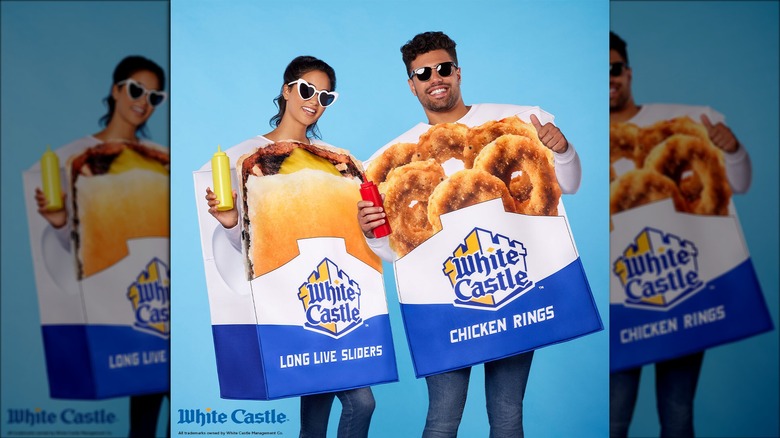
[
  {"x1": 357, "y1": 199, "x2": 387, "y2": 239},
  {"x1": 701, "y1": 114, "x2": 739, "y2": 153},
  {"x1": 205, "y1": 187, "x2": 238, "y2": 228},
  {"x1": 530, "y1": 114, "x2": 568, "y2": 153},
  {"x1": 35, "y1": 187, "x2": 67, "y2": 228}
]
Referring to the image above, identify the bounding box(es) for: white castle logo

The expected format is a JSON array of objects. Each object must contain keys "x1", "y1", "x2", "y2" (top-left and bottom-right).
[
  {"x1": 442, "y1": 228, "x2": 534, "y2": 310},
  {"x1": 297, "y1": 258, "x2": 362, "y2": 338},
  {"x1": 127, "y1": 258, "x2": 170, "y2": 338},
  {"x1": 613, "y1": 227, "x2": 704, "y2": 310}
]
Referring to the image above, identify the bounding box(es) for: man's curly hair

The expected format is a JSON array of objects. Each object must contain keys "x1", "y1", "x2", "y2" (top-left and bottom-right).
[
  {"x1": 610, "y1": 31, "x2": 629, "y2": 66},
  {"x1": 401, "y1": 31, "x2": 458, "y2": 77}
]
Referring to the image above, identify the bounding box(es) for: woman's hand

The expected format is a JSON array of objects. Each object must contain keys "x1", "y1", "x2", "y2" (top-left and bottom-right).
[
  {"x1": 357, "y1": 199, "x2": 387, "y2": 239},
  {"x1": 205, "y1": 187, "x2": 239, "y2": 229},
  {"x1": 35, "y1": 187, "x2": 67, "y2": 228}
]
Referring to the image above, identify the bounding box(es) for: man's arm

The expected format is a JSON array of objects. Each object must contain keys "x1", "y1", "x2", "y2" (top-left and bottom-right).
[
  {"x1": 723, "y1": 145, "x2": 752, "y2": 194},
  {"x1": 701, "y1": 114, "x2": 751, "y2": 193},
  {"x1": 529, "y1": 114, "x2": 581, "y2": 194},
  {"x1": 553, "y1": 144, "x2": 581, "y2": 194}
]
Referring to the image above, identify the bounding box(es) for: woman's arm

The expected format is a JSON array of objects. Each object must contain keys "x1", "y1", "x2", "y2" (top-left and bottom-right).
[{"x1": 205, "y1": 187, "x2": 242, "y2": 252}]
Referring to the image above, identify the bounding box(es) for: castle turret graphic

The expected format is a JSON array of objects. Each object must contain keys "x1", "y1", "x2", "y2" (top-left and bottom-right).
[
  {"x1": 298, "y1": 258, "x2": 363, "y2": 338},
  {"x1": 443, "y1": 228, "x2": 534, "y2": 310},
  {"x1": 127, "y1": 258, "x2": 170, "y2": 337},
  {"x1": 614, "y1": 227, "x2": 703, "y2": 309}
]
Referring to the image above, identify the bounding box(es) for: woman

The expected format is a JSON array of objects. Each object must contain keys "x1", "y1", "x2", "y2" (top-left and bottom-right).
[
  {"x1": 34, "y1": 55, "x2": 169, "y2": 438},
  {"x1": 204, "y1": 56, "x2": 376, "y2": 438},
  {"x1": 35, "y1": 55, "x2": 167, "y2": 229}
]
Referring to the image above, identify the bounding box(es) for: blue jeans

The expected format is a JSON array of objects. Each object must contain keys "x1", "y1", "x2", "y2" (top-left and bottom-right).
[
  {"x1": 610, "y1": 351, "x2": 704, "y2": 438},
  {"x1": 423, "y1": 351, "x2": 534, "y2": 438},
  {"x1": 299, "y1": 387, "x2": 375, "y2": 438}
]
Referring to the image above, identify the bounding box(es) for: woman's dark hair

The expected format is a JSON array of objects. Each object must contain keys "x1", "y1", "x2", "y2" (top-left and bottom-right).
[
  {"x1": 99, "y1": 55, "x2": 166, "y2": 138},
  {"x1": 269, "y1": 56, "x2": 337, "y2": 140}
]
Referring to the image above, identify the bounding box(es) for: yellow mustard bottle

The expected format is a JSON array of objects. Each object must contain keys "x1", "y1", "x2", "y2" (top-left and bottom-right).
[
  {"x1": 41, "y1": 145, "x2": 63, "y2": 211},
  {"x1": 211, "y1": 145, "x2": 233, "y2": 211}
]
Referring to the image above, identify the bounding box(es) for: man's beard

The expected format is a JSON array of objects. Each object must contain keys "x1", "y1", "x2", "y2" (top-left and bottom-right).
[
  {"x1": 610, "y1": 93, "x2": 629, "y2": 112},
  {"x1": 421, "y1": 88, "x2": 459, "y2": 113},
  {"x1": 610, "y1": 85, "x2": 630, "y2": 112}
]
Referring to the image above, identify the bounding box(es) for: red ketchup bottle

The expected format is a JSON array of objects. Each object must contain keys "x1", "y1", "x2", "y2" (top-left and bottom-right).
[{"x1": 359, "y1": 175, "x2": 392, "y2": 238}]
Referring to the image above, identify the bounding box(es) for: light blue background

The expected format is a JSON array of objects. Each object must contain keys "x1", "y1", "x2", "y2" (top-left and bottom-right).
[
  {"x1": 171, "y1": 0, "x2": 608, "y2": 437},
  {"x1": 0, "y1": 1, "x2": 169, "y2": 437},
  {"x1": 611, "y1": 2, "x2": 779, "y2": 437}
]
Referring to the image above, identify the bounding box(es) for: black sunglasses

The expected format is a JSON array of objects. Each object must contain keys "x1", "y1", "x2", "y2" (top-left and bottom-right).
[
  {"x1": 408, "y1": 61, "x2": 458, "y2": 81},
  {"x1": 610, "y1": 62, "x2": 627, "y2": 77},
  {"x1": 117, "y1": 79, "x2": 167, "y2": 107}
]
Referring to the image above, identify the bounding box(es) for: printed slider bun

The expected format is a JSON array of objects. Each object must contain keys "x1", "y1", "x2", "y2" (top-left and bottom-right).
[
  {"x1": 237, "y1": 141, "x2": 381, "y2": 279},
  {"x1": 67, "y1": 142, "x2": 170, "y2": 279}
]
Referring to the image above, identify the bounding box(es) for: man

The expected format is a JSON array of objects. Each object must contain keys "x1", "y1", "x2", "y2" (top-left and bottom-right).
[
  {"x1": 609, "y1": 31, "x2": 749, "y2": 190},
  {"x1": 609, "y1": 30, "x2": 752, "y2": 438},
  {"x1": 357, "y1": 31, "x2": 582, "y2": 437}
]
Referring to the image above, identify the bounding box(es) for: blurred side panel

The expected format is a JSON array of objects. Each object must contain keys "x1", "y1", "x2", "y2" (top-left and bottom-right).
[
  {"x1": 609, "y1": 1, "x2": 778, "y2": 437},
  {"x1": 1, "y1": 1, "x2": 170, "y2": 437}
]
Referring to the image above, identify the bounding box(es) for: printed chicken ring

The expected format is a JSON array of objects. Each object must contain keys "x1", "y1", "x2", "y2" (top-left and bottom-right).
[
  {"x1": 609, "y1": 122, "x2": 640, "y2": 181},
  {"x1": 643, "y1": 134, "x2": 731, "y2": 215},
  {"x1": 465, "y1": 116, "x2": 541, "y2": 169},
  {"x1": 365, "y1": 142, "x2": 424, "y2": 185},
  {"x1": 379, "y1": 159, "x2": 446, "y2": 258},
  {"x1": 609, "y1": 169, "x2": 686, "y2": 215},
  {"x1": 416, "y1": 122, "x2": 469, "y2": 165},
  {"x1": 473, "y1": 134, "x2": 561, "y2": 216},
  {"x1": 427, "y1": 169, "x2": 515, "y2": 232}
]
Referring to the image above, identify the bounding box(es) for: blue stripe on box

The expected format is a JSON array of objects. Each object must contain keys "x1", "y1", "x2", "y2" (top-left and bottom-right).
[
  {"x1": 42, "y1": 325, "x2": 169, "y2": 399},
  {"x1": 212, "y1": 324, "x2": 268, "y2": 400},
  {"x1": 42, "y1": 325, "x2": 95, "y2": 399},
  {"x1": 401, "y1": 258, "x2": 603, "y2": 377},
  {"x1": 610, "y1": 258, "x2": 774, "y2": 372},
  {"x1": 213, "y1": 314, "x2": 398, "y2": 400}
]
